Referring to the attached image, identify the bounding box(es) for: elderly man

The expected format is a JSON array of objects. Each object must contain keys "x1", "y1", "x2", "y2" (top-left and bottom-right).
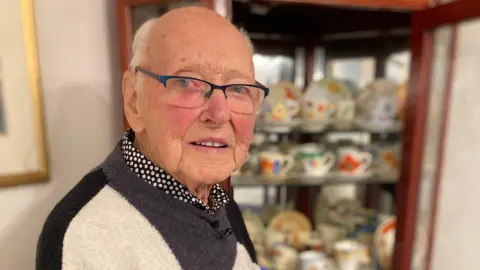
[{"x1": 36, "y1": 7, "x2": 269, "y2": 270}]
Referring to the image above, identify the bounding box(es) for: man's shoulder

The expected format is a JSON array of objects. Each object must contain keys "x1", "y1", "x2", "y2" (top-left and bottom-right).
[
  {"x1": 36, "y1": 168, "x2": 109, "y2": 270},
  {"x1": 42, "y1": 168, "x2": 109, "y2": 229}
]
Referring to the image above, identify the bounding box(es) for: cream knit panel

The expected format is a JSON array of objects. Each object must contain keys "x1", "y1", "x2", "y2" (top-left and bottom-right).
[
  {"x1": 62, "y1": 186, "x2": 182, "y2": 270},
  {"x1": 233, "y1": 243, "x2": 261, "y2": 270}
]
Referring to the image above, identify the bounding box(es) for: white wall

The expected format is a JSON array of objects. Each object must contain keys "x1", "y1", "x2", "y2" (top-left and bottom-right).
[{"x1": 0, "y1": 0, "x2": 123, "y2": 269}]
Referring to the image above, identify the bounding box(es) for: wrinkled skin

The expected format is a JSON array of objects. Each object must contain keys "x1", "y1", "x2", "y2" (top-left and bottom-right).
[{"x1": 122, "y1": 7, "x2": 256, "y2": 201}]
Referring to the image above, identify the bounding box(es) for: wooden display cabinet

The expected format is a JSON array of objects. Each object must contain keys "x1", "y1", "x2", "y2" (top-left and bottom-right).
[
  {"x1": 261, "y1": 0, "x2": 429, "y2": 10},
  {"x1": 116, "y1": 0, "x2": 480, "y2": 269}
]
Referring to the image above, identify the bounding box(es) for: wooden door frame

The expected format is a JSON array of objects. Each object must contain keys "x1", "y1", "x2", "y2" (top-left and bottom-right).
[{"x1": 393, "y1": 1, "x2": 480, "y2": 269}]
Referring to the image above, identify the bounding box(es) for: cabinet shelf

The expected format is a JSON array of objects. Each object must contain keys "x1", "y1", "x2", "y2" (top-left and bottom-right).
[
  {"x1": 254, "y1": 119, "x2": 403, "y2": 134},
  {"x1": 231, "y1": 173, "x2": 397, "y2": 187}
]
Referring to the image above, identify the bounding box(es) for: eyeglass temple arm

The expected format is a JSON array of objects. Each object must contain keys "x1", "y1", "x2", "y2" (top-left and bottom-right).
[
  {"x1": 255, "y1": 81, "x2": 269, "y2": 97},
  {"x1": 135, "y1": 67, "x2": 161, "y2": 80},
  {"x1": 255, "y1": 81, "x2": 265, "y2": 87}
]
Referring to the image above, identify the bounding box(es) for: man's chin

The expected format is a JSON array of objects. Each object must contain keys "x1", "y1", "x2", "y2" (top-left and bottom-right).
[
  {"x1": 196, "y1": 171, "x2": 231, "y2": 184},
  {"x1": 177, "y1": 154, "x2": 236, "y2": 185}
]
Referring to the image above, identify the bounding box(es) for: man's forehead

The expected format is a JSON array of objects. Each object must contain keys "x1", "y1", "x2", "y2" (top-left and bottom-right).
[
  {"x1": 146, "y1": 34, "x2": 253, "y2": 78},
  {"x1": 149, "y1": 8, "x2": 231, "y2": 40},
  {"x1": 151, "y1": 25, "x2": 247, "y2": 51},
  {"x1": 169, "y1": 60, "x2": 253, "y2": 80},
  {"x1": 138, "y1": 8, "x2": 253, "y2": 78}
]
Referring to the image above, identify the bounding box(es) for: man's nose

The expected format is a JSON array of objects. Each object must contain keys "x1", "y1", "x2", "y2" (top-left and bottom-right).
[{"x1": 199, "y1": 89, "x2": 230, "y2": 125}]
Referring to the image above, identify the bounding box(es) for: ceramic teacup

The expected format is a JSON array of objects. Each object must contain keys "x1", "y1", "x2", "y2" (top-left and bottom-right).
[
  {"x1": 263, "y1": 98, "x2": 300, "y2": 123},
  {"x1": 262, "y1": 98, "x2": 300, "y2": 132},
  {"x1": 374, "y1": 216, "x2": 396, "y2": 270},
  {"x1": 298, "y1": 250, "x2": 328, "y2": 270},
  {"x1": 271, "y1": 244, "x2": 299, "y2": 270},
  {"x1": 337, "y1": 147, "x2": 373, "y2": 177},
  {"x1": 258, "y1": 151, "x2": 294, "y2": 177},
  {"x1": 297, "y1": 143, "x2": 336, "y2": 176},
  {"x1": 301, "y1": 99, "x2": 335, "y2": 132},
  {"x1": 376, "y1": 144, "x2": 401, "y2": 177},
  {"x1": 334, "y1": 240, "x2": 370, "y2": 270}
]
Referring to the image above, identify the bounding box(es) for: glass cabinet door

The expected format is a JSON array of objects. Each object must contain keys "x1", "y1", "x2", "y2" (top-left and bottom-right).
[{"x1": 395, "y1": 1, "x2": 480, "y2": 269}]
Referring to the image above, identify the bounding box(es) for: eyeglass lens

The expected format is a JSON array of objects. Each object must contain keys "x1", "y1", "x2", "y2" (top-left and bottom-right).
[{"x1": 166, "y1": 77, "x2": 264, "y2": 114}]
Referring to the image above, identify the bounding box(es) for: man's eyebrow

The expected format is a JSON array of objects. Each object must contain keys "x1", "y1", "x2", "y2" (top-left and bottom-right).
[{"x1": 171, "y1": 63, "x2": 203, "y2": 75}]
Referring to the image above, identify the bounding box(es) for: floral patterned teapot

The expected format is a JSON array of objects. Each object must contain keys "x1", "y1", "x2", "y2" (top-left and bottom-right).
[
  {"x1": 261, "y1": 81, "x2": 302, "y2": 132},
  {"x1": 355, "y1": 78, "x2": 401, "y2": 131},
  {"x1": 302, "y1": 77, "x2": 355, "y2": 131}
]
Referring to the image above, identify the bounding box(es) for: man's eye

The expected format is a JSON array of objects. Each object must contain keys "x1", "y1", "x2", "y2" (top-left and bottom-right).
[
  {"x1": 230, "y1": 86, "x2": 249, "y2": 95},
  {"x1": 176, "y1": 78, "x2": 205, "y2": 90},
  {"x1": 176, "y1": 79, "x2": 191, "y2": 88}
]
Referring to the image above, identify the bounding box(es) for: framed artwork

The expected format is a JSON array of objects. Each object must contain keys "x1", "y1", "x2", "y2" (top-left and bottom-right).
[
  {"x1": 0, "y1": 0, "x2": 48, "y2": 186},
  {"x1": 0, "y1": 73, "x2": 5, "y2": 134}
]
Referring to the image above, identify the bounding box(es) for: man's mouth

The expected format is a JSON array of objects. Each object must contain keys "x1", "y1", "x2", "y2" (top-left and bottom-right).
[{"x1": 191, "y1": 141, "x2": 228, "y2": 148}]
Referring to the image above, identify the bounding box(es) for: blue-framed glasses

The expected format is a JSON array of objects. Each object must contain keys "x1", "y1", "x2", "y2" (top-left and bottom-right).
[{"x1": 135, "y1": 67, "x2": 269, "y2": 114}]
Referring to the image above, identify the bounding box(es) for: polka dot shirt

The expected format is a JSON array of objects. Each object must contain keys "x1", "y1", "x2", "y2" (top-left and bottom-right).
[{"x1": 121, "y1": 129, "x2": 230, "y2": 214}]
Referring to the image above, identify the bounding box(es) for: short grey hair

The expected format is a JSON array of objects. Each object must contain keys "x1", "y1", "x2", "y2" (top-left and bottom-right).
[
  {"x1": 129, "y1": 18, "x2": 156, "y2": 72},
  {"x1": 128, "y1": 19, "x2": 254, "y2": 91},
  {"x1": 238, "y1": 27, "x2": 254, "y2": 52},
  {"x1": 128, "y1": 19, "x2": 155, "y2": 91}
]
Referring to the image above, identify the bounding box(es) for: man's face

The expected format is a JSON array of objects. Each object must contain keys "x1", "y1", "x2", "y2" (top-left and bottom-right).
[{"x1": 126, "y1": 14, "x2": 257, "y2": 187}]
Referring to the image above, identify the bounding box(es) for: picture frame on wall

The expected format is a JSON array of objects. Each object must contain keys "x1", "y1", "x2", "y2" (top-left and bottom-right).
[{"x1": 0, "y1": 0, "x2": 48, "y2": 186}]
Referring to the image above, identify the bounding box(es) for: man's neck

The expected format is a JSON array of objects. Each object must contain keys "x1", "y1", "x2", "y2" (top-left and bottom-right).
[{"x1": 192, "y1": 184, "x2": 214, "y2": 205}]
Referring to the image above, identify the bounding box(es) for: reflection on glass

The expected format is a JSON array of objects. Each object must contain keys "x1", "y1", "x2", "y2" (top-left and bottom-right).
[
  {"x1": 430, "y1": 18, "x2": 480, "y2": 270},
  {"x1": 131, "y1": 1, "x2": 202, "y2": 34},
  {"x1": 410, "y1": 26, "x2": 453, "y2": 270},
  {"x1": 312, "y1": 47, "x2": 325, "y2": 81},
  {"x1": 253, "y1": 54, "x2": 294, "y2": 86},
  {"x1": 328, "y1": 57, "x2": 375, "y2": 88},
  {"x1": 294, "y1": 48, "x2": 305, "y2": 89},
  {"x1": 386, "y1": 51, "x2": 411, "y2": 84}
]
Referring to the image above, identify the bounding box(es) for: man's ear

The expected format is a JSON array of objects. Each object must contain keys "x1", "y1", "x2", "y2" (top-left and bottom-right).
[{"x1": 122, "y1": 70, "x2": 144, "y2": 132}]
